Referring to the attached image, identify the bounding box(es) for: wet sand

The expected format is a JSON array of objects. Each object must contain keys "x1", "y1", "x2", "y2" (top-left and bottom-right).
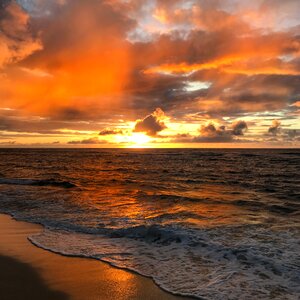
[{"x1": 0, "y1": 214, "x2": 189, "y2": 300}]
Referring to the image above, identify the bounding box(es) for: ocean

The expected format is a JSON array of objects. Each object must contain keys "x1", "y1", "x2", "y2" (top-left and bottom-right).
[{"x1": 0, "y1": 148, "x2": 299, "y2": 299}]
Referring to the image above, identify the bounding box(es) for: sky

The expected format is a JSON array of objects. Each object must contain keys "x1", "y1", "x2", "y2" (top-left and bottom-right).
[{"x1": 0, "y1": 0, "x2": 299, "y2": 148}]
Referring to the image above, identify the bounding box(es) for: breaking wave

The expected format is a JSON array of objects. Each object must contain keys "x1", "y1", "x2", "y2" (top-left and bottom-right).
[
  {"x1": 0, "y1": 178, "x2": 76, "y2": 188},
  {"x1": 28, "y1": 223, "x2": 300, "y2": 300}
]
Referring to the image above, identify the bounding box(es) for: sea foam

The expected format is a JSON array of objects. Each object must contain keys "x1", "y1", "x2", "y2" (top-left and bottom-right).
[{"x1": 28, "y1": 223, "x2": 300, "y2": 300}]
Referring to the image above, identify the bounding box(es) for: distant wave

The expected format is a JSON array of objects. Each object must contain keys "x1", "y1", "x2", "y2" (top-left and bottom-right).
[
  {"x1": 232, "y1": 200, "x2": 300, "y2": 214},
  {"x1": 280, "y1": 152, "x2": 300, "y2": 156},
  {"x1": 0, "y1": 178, "x2": 76, "y2": 188}
]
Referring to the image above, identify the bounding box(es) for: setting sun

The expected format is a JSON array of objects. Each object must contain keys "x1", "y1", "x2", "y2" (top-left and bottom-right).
[
  {"x1": 128, "y1": 133, "x2": 151, "y2": 146},
  {"x1": 113, "y1": 132, "x2": 152, "y2": 147}
]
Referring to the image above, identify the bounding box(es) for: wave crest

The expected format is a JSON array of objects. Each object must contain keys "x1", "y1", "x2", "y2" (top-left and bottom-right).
[{"x1": 0, "y1": 178, "x2": 76, "y2": 188}]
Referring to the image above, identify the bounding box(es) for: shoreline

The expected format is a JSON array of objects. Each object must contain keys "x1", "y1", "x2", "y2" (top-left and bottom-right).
[{"x1": 0, "y1": 213, "x2": 190, "y2": 300}]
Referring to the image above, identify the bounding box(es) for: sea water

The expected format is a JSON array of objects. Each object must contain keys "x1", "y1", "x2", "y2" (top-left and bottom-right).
[{"x1": 0, "y1": 149, "x2": 299, "y2": 299}]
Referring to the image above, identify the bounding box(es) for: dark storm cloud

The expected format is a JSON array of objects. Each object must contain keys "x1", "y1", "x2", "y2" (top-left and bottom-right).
[
  {"x1": 178, "y1": 73, "x2": 300, "y2": 117},
  {"x1": 231, "y1": 120, "x2": 248, "y2": 136},
  {"x1": 172, "y1": 120, "x2": 249, "y2": 143},
  {"x1": 124, "y1": 71, "x2": 212, "y2": 117},
  {"x1": 195, "y1": 124, "x2": 233, "y2": 143},
  {"x1": 134, "y1": 108, "x2": 167, "y2": 136}
]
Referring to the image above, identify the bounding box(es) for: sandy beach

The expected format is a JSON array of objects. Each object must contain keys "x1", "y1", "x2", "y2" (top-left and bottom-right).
[{"x1": 0, "y1": 214, "x2": 189, "y2": 300}]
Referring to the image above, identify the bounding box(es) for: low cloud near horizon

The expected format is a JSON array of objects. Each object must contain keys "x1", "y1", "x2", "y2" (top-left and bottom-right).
[{"x1": 134, "y1": 108, "x2": 167, "y2": 136}]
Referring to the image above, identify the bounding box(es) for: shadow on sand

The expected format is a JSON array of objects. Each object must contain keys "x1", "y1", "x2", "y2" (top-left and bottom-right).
[{"x1": 0, "y1": 255, "x2": 68, "y2": 300}]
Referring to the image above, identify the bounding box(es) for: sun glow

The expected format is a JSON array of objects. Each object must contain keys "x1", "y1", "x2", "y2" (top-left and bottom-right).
[{"x1": 128, "y1": 133, "x2": 151, "y2": 147}]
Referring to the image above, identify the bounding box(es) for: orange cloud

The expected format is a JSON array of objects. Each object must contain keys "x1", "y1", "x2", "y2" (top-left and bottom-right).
[
  {"x1": 134, "y1": 108, "x2": 167, "y2": 136},
  {"x1": 0, "y1": 0, "x2": 133, "y2": 116},
  {"x1": 0, "y1": 1, "x2": 42, "y2": 68}
]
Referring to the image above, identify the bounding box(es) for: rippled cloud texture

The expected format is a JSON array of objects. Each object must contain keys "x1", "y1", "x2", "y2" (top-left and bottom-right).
[{"x1": 0, "y1": 0, "x2": 299, "y2": 147}]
